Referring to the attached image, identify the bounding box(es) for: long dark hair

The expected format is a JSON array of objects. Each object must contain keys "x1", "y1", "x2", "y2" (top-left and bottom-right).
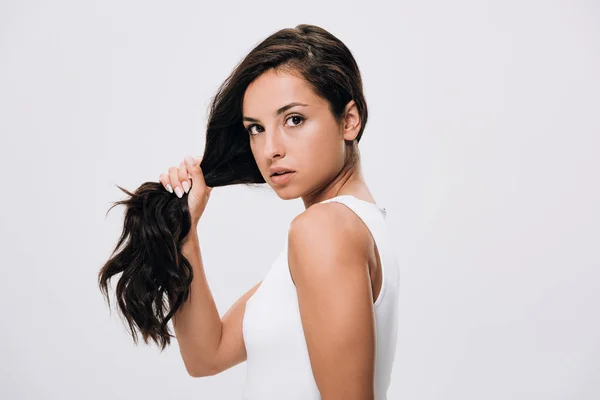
[{"x1": 97, "y1": 24, "x2": 369, "y2": 351}]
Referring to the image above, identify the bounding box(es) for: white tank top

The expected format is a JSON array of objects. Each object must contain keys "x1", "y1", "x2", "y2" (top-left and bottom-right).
[{"x1": 242, "y1": 194, "x2": 400, "y2": 399}]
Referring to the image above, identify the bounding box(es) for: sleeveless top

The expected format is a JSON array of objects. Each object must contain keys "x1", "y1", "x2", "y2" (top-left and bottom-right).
[{"x1": 242, "y1": 194, "x2": 400, "y2": 400}]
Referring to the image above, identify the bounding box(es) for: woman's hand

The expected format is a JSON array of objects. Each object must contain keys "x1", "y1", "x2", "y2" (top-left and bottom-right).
[{"x1": 159, "y1": 154, "x2": 213, "y2": 226}]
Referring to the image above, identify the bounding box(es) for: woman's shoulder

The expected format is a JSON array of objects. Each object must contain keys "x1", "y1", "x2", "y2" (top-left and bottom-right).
[{"x1": 288, "y1": 201, "x2": 373, "y2": 255}]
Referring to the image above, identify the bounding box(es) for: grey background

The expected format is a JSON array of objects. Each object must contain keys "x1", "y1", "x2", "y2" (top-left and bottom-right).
[{"x1": 1, "y1": 0, "x2": 599, "y2": 399}]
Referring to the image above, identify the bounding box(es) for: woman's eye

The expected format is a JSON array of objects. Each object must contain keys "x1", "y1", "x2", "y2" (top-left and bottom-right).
[
  {"x1": 246, "y1": 115, "x2": 304, "y2": 136},
  {"x1": 246, "y1": 124, "x2": 263, "y2": 135},
  {"x1": 286, "y1": 115, "x2": 304, "y2": 127}
]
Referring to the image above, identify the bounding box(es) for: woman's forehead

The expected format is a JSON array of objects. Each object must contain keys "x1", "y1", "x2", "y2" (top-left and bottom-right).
[{"x1": 243, "y1": 73, "x2": 326, "y2": 118}]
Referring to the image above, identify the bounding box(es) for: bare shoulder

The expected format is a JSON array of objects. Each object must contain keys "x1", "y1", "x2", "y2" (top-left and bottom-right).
[
  {"x1": 290, "y1": 202, "x2": 371, "y2": 244},
  {"x1": 287, "y1": 202, "x2": 372, "y2": 272},
  {"x1": 286, "y1": 202, "x2": 378, "y2": 397}
]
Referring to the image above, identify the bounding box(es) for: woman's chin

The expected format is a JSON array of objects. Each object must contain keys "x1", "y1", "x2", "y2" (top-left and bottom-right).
[{"x1": 273, "y1": 187, "x2": 299, "y2": 200}]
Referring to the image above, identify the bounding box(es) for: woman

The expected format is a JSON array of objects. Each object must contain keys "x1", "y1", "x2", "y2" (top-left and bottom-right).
[{"x1": 98, "y1": 24, "x2": 400, "y2": 399}]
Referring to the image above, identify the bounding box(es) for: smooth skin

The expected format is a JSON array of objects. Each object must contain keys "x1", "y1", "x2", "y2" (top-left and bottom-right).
[{"x1": 160, "y1": 68, "x2": 382, "y2": 399}]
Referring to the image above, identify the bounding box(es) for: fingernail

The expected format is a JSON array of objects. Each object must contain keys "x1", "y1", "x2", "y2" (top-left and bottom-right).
[
  {"x1": 185, "y1": 154, "x2": 195, "y2": 165},
  {"x1": 182, "y1": 181, "x2": 190, "y2": 193},
  {"x1": 166, "y1": 184, "x2": 173, "y2": 193},
  {"x1": 175, "y1": 187, "x2": 183, "y2": 198}
]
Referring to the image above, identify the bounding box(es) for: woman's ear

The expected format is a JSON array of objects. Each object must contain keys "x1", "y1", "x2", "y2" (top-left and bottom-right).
[{"x1": 342, "y1": 100, "x2": 361, "y2": 141}]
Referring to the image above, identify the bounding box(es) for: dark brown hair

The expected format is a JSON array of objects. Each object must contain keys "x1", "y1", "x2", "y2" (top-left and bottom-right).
[{"x1": 97, "y1": 24, "x2": 369, "y2": 351}]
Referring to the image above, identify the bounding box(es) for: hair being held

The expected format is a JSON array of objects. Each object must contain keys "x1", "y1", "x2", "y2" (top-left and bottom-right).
[{"x1": 97, "y1": 24, "x2": 369, "y2": 351}]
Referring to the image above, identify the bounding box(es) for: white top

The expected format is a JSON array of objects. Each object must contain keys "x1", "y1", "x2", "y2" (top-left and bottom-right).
[{"x1": 242, "y1": 195, "x2": 400, "y2": 400}]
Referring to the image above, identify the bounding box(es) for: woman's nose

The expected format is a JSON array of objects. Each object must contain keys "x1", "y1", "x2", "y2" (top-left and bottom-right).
[{"x1": 263, "y1": 128, "x2": 285, "y2": 159}]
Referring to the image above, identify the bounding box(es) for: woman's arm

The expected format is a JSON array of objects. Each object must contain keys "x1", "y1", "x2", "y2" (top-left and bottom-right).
[
  {"x1": 172, "y1": 230, "x2": 223, "y2": 377},
  {"x1": 173, "y1": 229, "x2": 262, "y2": 377},
  {"x1": 207, "y1": 278, "x2": 262, "y2": 376},
  {"x1": 288, "y1": 203, "x2": 376, "y2": 400}
]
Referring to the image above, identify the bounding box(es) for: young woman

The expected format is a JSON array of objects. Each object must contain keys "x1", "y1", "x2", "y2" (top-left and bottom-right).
[{"x1": 98, "y1": 24, "x2": 399, "y2": 400}]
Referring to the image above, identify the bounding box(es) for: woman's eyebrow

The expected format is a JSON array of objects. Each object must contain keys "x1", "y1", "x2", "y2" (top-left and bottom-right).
[{"x1": 243, "y1": 102, "x2": 308, "y2": 122}]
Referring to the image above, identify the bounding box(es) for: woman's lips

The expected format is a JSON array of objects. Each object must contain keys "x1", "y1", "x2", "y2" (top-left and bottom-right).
[{"x1": 271, "y1": 171, "x2": 295, "y2": 185}]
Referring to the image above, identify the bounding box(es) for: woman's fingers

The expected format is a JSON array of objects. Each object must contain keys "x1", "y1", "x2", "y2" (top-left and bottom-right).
[
  {"x1": 159, "y1": 173, "x2": 173, "y2": 193},
  {"x1": 185, "y1": 154, "x2": 211, "y2": 194},
  {"x1": 178, "y1": 160, "x2": 191, "y2": 194},
  {"x1": 159, "y1": 155, "x2": 205, "y2": 198},
  {"x1": 168, "y1": 166, "x2": 184, "y2": 198}
]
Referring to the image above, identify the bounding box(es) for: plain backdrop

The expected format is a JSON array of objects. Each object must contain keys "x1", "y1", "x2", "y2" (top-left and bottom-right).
[{"x1": 1, "y1": 0, "x2": 598, "y2": 399}]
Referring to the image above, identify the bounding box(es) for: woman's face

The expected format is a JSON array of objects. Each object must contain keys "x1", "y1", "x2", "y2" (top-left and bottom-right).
[{"x1": 242, "y1": 68, "x2": 358, "y2": 201}]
